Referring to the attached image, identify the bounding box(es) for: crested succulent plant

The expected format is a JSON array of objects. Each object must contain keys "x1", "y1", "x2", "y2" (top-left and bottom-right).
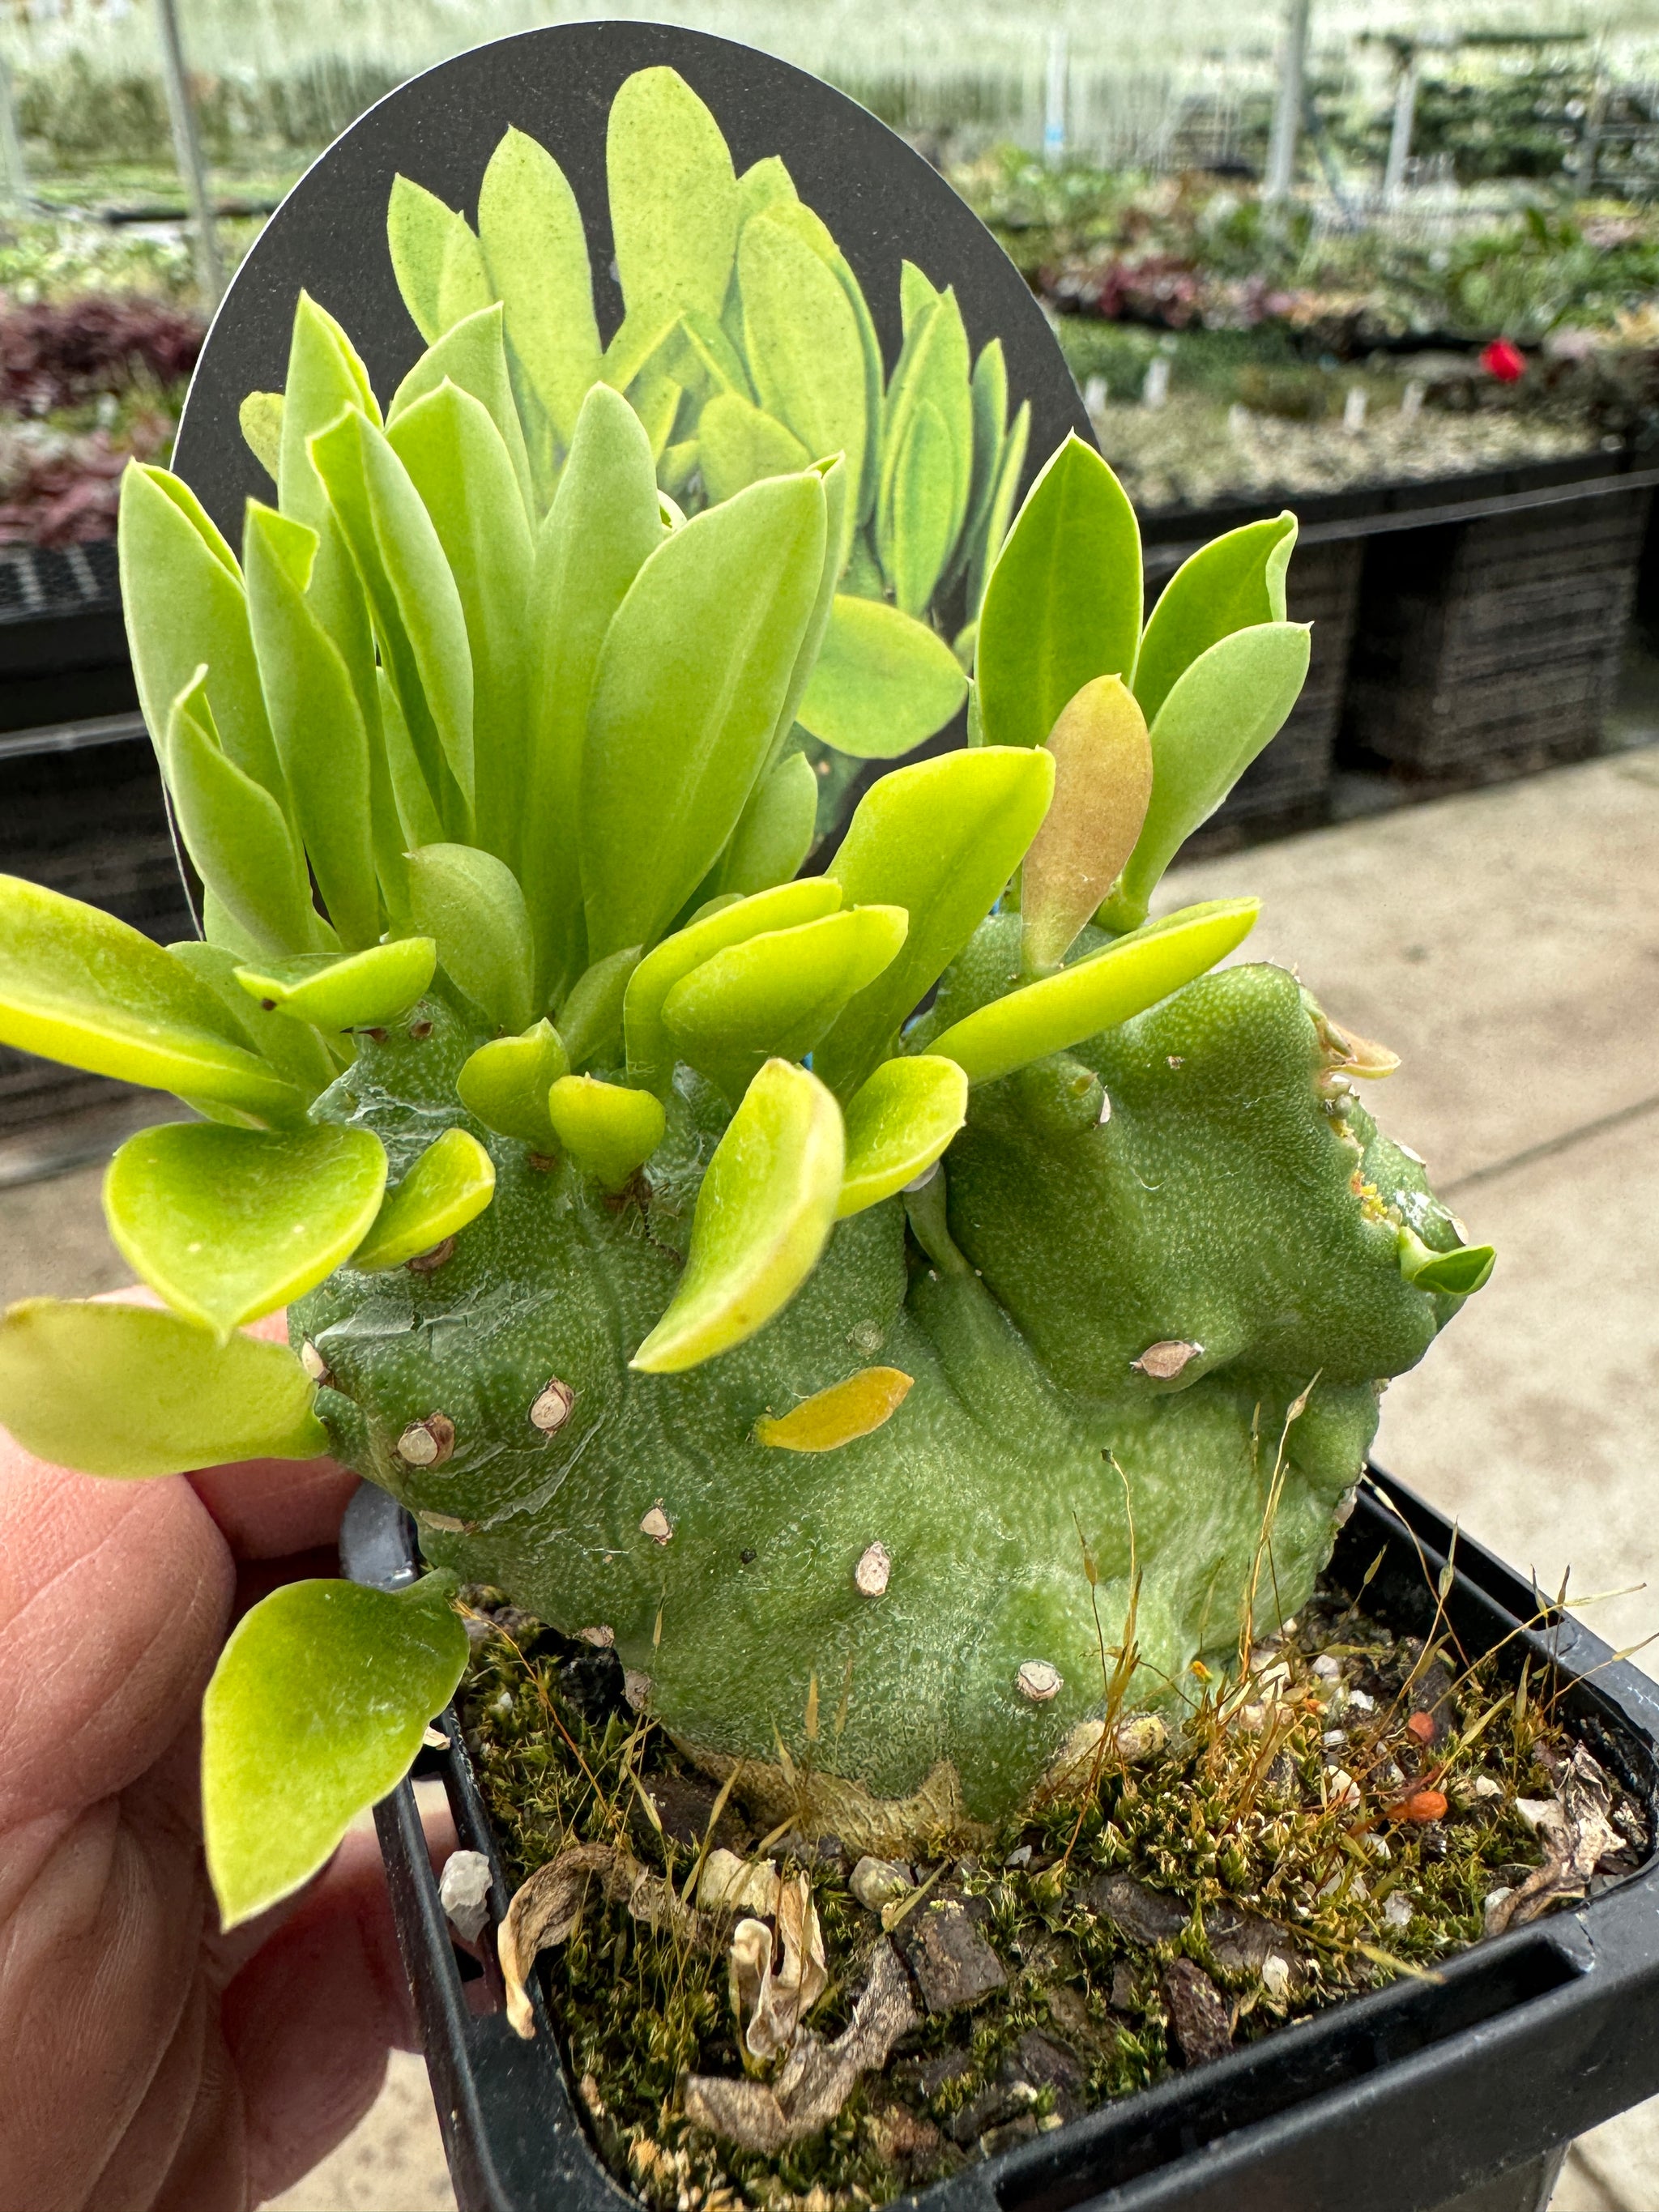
[{"x1": 0, "y1": 72, "x2": 1493, "y2": 1931}]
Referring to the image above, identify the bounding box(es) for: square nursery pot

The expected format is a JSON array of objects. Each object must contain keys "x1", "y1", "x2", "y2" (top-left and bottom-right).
[
  {"x1": 1338, "y1": 485, "x2": 1653, "y2": 787},
  {"x1": 343, "y1": 1470, "x2": 1659, "y2": 2212}
]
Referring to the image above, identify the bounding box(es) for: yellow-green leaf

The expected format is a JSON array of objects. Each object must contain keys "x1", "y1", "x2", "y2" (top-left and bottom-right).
[
  {"x1": 240, "y1": 391, "x2": 284, "y2": 483},
  {"x1": 457, "y1": 1020, "x2": 569, "y2": 1150},
  {"x1": 203, "y1": 1572, "x2": 466, "y2": 1928},
  {"x1": 929, "y1": 898, "x2": 1260, "y2": 1085},
  {"x1": 797, "y1": 595, "x2": 968, "y2": 761},
  {"x1": 0, "y1": 872, "x2": 302, "y2": 1118},
  {"x1": 233, "y1": 939, "x2": 436, "y2": 1033},
  {"x1": 697, "y1": 390, "x2": 810, "y2": 505},
  {"x1": 716, "y1": 750, "x2": 818, "y2": 897},
  {"x1": 630, "y1": 1059, "x2": 843, "y2": 1373},
  {"x1": 755, "y1": 1366, "x2": 913, "y2": 1451},
  {"x1": 547, "y1": 1074, "x2": 666, "y2": 1192},
  {"x1": 838, "y1": 1054, "x2": 968, "y2": 1217},
  {"x1": 406, "y1": 843, "x2": 535, "y2": 1036},
  {"x1": 607, "y1": 66, "x2": 739, "y2": 324},
  {"x1": 104, "y1": 1122, "x2": 387, "y2": 1340},
  {"x1": 0, "y1": 1298, "x2": 328, "y2": 1477},
  {"x1": 350, "y1": 1127, "x2": 496, "y2": 1272},
  {"x1": 478, "y1": 126, "x2": 601, "y2": 456}
]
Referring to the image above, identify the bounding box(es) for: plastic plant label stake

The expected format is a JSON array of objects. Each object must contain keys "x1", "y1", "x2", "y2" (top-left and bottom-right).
[
  {"x1": 104, "y1": 1121, "x2": 388, "y2": 1340},
  {"x1": 234, "y1": 939, "x2": 437, "y2": 1031},
  {"x1": 632, "y1": 1059, "x2": 844, "y2": 1373},
  {"x1": 1020, "y1": 676, "x2": 1154, "y2": 975},
  {"x1": 547, "y1": 1075, "x2": 667, "y2": 1191},
  {"x1": 0, "y1": 874, "x2": 303, "y2": 1119},
  {"x1": 351, "y1": 1129, "x2": 497, "y2": 1272},
  {"x1": 838, "y1": 1055, "x2": 969, "y2": 1217},
  {"x1": 203, "y1": 1571, "x2": 468, "y2": 1927},
  {"x1": 930, "y1": 898, "x2": 1260, "y2": 1085},
  {"x1": 0, "y1": 1299, "x2": 329, "y2": 1477}
]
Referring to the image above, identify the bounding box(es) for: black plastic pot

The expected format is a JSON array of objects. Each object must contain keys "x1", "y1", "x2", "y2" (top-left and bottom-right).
[{"x1": 343, "y1": 1469, "x2": 1659, "y2": 2212}]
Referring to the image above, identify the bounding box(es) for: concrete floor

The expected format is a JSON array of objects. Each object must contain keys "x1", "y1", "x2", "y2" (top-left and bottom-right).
[{"x1": 5, "y1": 748, "x2": 1658, "y2": 2210}]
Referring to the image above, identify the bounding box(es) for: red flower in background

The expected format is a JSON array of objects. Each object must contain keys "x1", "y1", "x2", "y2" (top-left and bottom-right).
[{"x1": 1480, "y1": 338, "x2": 1527, "y2": 384}]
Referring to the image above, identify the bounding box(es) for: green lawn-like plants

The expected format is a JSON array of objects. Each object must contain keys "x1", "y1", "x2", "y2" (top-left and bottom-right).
[{"x1": 0, "y1": 58, "x2": 1493, "y2": 2073}]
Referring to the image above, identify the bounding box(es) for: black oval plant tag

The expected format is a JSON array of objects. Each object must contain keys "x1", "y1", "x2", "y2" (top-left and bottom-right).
[{"x1": 172, "y1": 20, "x2": 1088, "y2": 829}]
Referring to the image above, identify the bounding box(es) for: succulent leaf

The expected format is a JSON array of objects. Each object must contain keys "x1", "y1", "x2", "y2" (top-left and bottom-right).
[
  {"x1": 625, "y1": 878, "x2": 843, "y2": 1094},
  {"x1": 203, "y1": 1571, "x2": 467, "y2": 1928},
  {"x1": 309, "y1": 407, "x2": 476, "y2": 837},
  {"x1": 0, "y1": 1298, "x2": 328, "y2": 1477},
  {"x1": 1109, "y1": 622, "x2": 1313, "y2": 930},
  {"x1": 457, "y1": 1020, "x2": 569, "y2": 1149},
  {"x1": 558, "y1": 944, "x2": 643, "y2": 1072},
  {"x1": 521, "y1": 382, "x2": 664, "y2": 1001},
  {"x1": 243, "y1": 503, "x2": 381, "y2": 950},
  {"x1": 477, "y1": 126, "x2": 601, "y2": 458},
  {"x1": 405, "y1": 843, "x2": 535, "y2": 1036},
  {"x1": 169, "y1": 941, "x2": 339, "y2": 1100},
  {"x1": 662, "y1": 904, "x2": 909, "y2": 1099},
  {"x1": 232, "y1": 938, "x2": 437, "y2": 1033},
  {"x1": 1020, "y1": 676, "x2": 1154, "y2": 975},
  {"x1": 165, "y1": 671, "x2": 327, "y2": 959},
  {"x1": 1398, "y1": 1229, "x2": 1496, "y2": 1297},
  {"x1": 239, "y1": 391, "x2": 283, "y2": 482},
  {"x1": 929, "y1": 898, "x2": 1260, "y2": 1085},
  {"x1": 631, "y1": 1059, "x2": 844, "y2": 1372},
  {"x1": 104, "y1": 1121, "x2": 388, "y2": 1340},
  {"x1": 716, "y1": 751, "x2": 819, "y2": 897},
  {"x1": 607, "y1": 66, "x2": 740, "y2": 324},
  {"x1": 580, "y1": 471, "x2": 827, "y2": 957},
  {"x1": 351, "y1": 1127, "x2": 497, "y2": 1272},
  {"x1": 838, "y1": 1054, "x2": 969, "y2": 1217},
  {"x1": 386, "y1": 303, "x2": 535, "y2": 519},
  {"x1": 387, "y1": 174, "x2": 492, "y2": 344},
  {"x1": 118, "y1": 462, "x2": 284, "y2": 801},
  {"x1": 815, "y1": 746, "x2": 1056, "y2": 1097},
  {"x1": 698, "y1": 392, "x2": 810, "y2": 505},
  {"x1": 975, "y1": 433, "x2": 1141, "y2": 752},
  {"x1": 1132, "y1": 511, "x2": 1298, "y2": 730},
  {"x1": 0, "y1": 874, "x2": 304, "y2": 1116},
  {"x1": 547, "y1": 1074, "x2": 667, "y2": 1191},
  {"x1": 966, "y1": 398, "x2": 1030, "y2": 622},
  {"x1": 797, "y1": 595, "x2": 969, "y2": 761},
  {"x1": 754, "y1": 1366, "x2": 914, "y2": 1451}
]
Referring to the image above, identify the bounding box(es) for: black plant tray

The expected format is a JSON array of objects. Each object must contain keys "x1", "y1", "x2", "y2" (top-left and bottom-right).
[{"x1": 342, "y1": 1469, "x2": 1659, "y2": 2212}]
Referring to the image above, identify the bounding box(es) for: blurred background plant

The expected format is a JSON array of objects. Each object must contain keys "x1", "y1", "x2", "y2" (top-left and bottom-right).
[{"x1": 8, "y1": 0, "x2": 1659, "y2": 535}]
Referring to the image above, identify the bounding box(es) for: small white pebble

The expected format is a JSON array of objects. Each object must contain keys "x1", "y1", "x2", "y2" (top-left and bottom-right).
[
  {"x1": 1239, "y1": 1703, "x2": 1268, "y2": 1733},
  {"x1": 1261, "y1": 1954, "x2": 1291, "y2": 1999},
  {"x1": 299, "y1": 1340, "x2": 330, "y2": 1382},
  {"x1": 1383, "y1": 1891, "x2": 1414, "y2": 1931},
  {"x1": 1328, "y1": 1768, "x2": 1360, "y2": 1810},
  {"x1": 1005, "y1": 1844, "x2": 1033, "y2": 1868},
  {"x1": 851, "y1": 1856, "x2": 914, "y2": 1909},
  {"x1": 1371, "y1": 1835, "x2": 1392, "y2": 1863},
  {"x1": 639, "y1": 1504, "x2": 673, "y2": 1544},
  {"x1": 439, "y1": 1849, "x2": 493, "y2": 1942},
  {"x1": 1312, "y1": 1656, "x2": 1341, "y2": 1681},
  {"x1": 1324, "y1": 1728, "x2": 1346, "y2": 1748},
  {"x1": 1017, "y1": 1660, "x2": 1063, "y2": 1703},
  {"x1": 1516, "y1": 1796, "x2": 1561, "y2": 1832},
  {"x1": 1482, "y1": 1886, "x2": 1515, "y2": 1934},
  {"x1": 1473, "y1": 1775, "x2": 1503, "y2": 1801},
  {"x1": 855, "y1": 1541, "x2": 891, "y2": 1597},
  {"x1": 490, "y1": 1690, "x2": 514, "y2": 1720},
  {"x1": 1349, "y1": 1690, "x2": 1375, "y2": 1713},
  {"x1": 622, "y1": 1669, "x2": 652, "y2": 1710}
]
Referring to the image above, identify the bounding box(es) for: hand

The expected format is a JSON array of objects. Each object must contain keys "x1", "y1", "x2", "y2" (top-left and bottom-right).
[{"x1": 0, "y1": 1310, "x2": 436, "y2": 2212}]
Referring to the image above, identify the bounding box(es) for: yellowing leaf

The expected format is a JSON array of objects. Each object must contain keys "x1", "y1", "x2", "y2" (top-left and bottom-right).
[
  {"x1": 351, "y1": 1127, "x2": 497, "y2": 1272},
  {"x1": 104, "y1": 1121, "x2": 387, "y2": 1340},
  {"x1": 631, "y1": 1059, "x2": 843, "y2": 1373},
  {"x1": 1021, "y1": 676, "x2": 1153, "y2": 974},
  {"x1": 755, "y1": 1367, "x2": 914, "y2": 1451}
]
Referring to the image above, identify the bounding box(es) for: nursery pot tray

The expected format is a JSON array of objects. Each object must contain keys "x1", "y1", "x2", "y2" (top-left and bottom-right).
[{"x1": 343, "y1": 1472, "x2": 1659, "y2": 2212}]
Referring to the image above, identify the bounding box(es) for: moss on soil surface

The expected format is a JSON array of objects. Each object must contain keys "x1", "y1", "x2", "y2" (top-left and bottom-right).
[{"x1": 458, "y1": 1566, "x2": 1649, "y2": 2212}]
